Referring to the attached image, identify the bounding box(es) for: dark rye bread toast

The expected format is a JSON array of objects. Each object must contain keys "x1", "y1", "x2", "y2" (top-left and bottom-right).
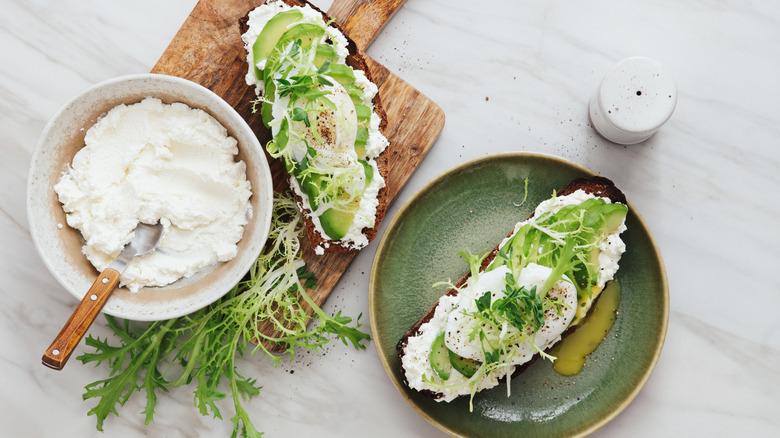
[
  {"x1": 396, "y1": 176, "x2": 627, "y2": 399},
  {"x1": 239, "y1": 0, "x2": 390, "y2": 253}
]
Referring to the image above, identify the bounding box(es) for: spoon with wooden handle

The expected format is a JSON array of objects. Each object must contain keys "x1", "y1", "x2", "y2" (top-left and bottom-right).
[{"x1": 42, "y1": 222, "x2": 164, "y2": 370}]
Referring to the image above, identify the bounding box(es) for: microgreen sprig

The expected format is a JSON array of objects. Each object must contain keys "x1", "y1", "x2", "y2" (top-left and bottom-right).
[{"x1": 427, "y1": 191, "x2": 624, "y2": 408}]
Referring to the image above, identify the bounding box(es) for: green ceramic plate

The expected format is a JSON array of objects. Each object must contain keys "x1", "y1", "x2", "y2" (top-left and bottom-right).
[{"x1": 369, "y1": 152, "x2": 668, "y2": 437}]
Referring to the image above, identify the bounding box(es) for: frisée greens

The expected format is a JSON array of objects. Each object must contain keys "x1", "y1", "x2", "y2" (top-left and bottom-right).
[
  {"x1": 421, "y1": 193, "x2": 628, "y2": 409},
  {"x1": 246, "y1": 3, "x2": 387, "y2": 247},
  {"x1": 78, "y1": 195, "x2": 370, "y2": 437}
]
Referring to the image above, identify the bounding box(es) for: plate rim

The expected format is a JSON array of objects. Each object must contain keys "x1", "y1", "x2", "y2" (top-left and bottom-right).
[{"x1": 368, "y1": 151, "x2": 669, "y2": 437}]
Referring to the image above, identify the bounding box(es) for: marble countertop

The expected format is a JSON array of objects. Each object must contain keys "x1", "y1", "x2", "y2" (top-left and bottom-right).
[{"x1": 3, "y1": 0, "x2": 779, "y2": 436}]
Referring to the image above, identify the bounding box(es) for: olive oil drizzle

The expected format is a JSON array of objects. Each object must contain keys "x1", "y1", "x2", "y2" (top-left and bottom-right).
[{"x1": 550, "y1": 281, "x2": 621, "y2": 376}]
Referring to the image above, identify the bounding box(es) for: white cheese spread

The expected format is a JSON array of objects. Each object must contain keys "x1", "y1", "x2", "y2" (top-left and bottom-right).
[
  {"x1": 400, "y1": 191, "x2": 628, "y2": 401},
  {"x1": 55, "y1": 97, "x2": 252, "y2": 292},
  {"x1": 241, "y1": 0, "x2": 389, "y2": 252},
  {"x1": 504, "y1": 189, "x2": 627, "y2": 287},
  {"x1": 400, "y1": 265, "x2": 578, "y2": 402},
  {"x1": 445, "y1": 265, "x2": 577, "y2": 362},
  {"x1": 242, "y1": 1, "x2": 349, "y2": 94}
]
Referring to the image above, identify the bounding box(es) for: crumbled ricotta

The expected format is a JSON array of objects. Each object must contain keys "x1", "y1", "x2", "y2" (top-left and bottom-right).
[
  {"x1": 400, "y1": 265, "x2": 578, "y2": 402},
  {"x1": 241, "y1": 0, "x2": 389, "y2": 252},
  {"x1": 503, "y1": 189, "x2": 627, "y2": 286},
  {"x1": 289, "y1": 162, "x2": 385, "y2": 251},
  {"x1": 401, "y1": 191, "x2": 628, "y2": 401},
  {"x1": 54, "y1": 97, "x2": 252, "y2": 292},
  {"x1": 241, "y1": 0, "x2": 350, "y2": 94}
]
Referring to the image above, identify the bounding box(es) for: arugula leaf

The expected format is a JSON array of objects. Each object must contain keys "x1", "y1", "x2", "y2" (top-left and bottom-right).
[
  {"x1": 78, "y1": 194, "x2": 370, "y2": 436},
  {"x1": 319, "y1": 311, "x2": 371, "y2": 349}
]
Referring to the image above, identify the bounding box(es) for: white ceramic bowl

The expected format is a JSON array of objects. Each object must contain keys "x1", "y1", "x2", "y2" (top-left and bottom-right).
[{"x1": 27, "y1": 74, "x2": 274, "y2": 320}]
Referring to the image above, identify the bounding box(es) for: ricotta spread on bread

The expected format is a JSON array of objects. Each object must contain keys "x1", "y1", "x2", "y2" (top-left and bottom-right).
[
  {"x1": 241, "y1": 0, "x2": 389, "y2": 253},
  {"x1": 503, "y1": 189, "x2": 627, "y2": 288},
  {"x1": 403, "y1": 264, "x2": 579, "y2": 402},
  {"x1": 55, "y1": 97, "x2": 252, "y2": 292},
  {"x1": 399, "y1": 187, "x2": 628, "y2": 402}
]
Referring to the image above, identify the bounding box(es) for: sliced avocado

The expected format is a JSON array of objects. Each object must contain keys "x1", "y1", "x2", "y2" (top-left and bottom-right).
[
  {"x1": 317, "y1": 161, "x2": 373, "y2": 239},
  {"x1": 354, "y1": 104, "x2": 371, "y2": 123},
  {"x1": 263, "y1": 23, "x2": 327, "y2": 87},
  {"x1": 355, "y1": 127, "x2": 369, "y2": 158},
  {"x1": 260, "y1": 82, "x2": 276, "y2": 127},
  {"x1": 252, "y1": 10, "x2": 304, "y2": 80},
  {"x1": 583, "y1": 203, "x2": 628, "y2": 278},
  {"x1": 319, "y1": 208, "x2": 354, "y2": 240},
  {"x1": 360, "y1": 159, "x2": 373, "y2": 183},
  {"x1": 313, "y1": 45, "x2": 338, "y2": 68},
  {"x1": 581, "y1": 199, "x2": 608, "y2": 228},
  {"x1": 563, "y1": 201, "x2": 625, "y2": 288},
  {"x1": 602, "y1": 203, "x2": 628, "y2": 234},
  {"x1": 342, "y1": 83, "x2": 365, "y2": 105},
  {"x1": 429, "y1": 332, "x2": 451, "y2": 380},
  {"x1": 355, "y1": 143, "x2": 366, "y2": 158},
  {"x1": 573, "y1": 203, "x2": 627, "y2": 321},
  {"x1": 326, "y1": 63, "x2": 356, "y2": 85},
  {"x1": 300, "y1": 173, "x2": 328, "y2": 211},
  {"x1": 555, "y1": 203, "x2": 582, "y2": 221},
  {"x1": 581, "y1": 201, "x2": 625, "y2": 232},
  {"x1": 577, "y1": 197, "x2": 603, "y2": 212},
  {"x1": 448, "y1": 349, "x2": 480, "y2": 378}
]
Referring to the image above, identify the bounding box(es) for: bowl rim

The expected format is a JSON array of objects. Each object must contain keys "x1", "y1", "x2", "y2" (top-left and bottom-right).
[
  {"x1": 27, "y1": 73, "x2": 274, "y2": 321},
  {"x1": 368, "y1": 151, "x2": 669, "y2": 437}
]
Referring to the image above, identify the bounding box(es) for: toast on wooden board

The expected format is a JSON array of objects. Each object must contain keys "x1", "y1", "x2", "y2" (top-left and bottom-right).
[
  {"x1": 240, "y1": 0, "x2": 390, "y2": 254},
  {"x1": 397, "y1": 176, "x2": 628, "y2": 400}
]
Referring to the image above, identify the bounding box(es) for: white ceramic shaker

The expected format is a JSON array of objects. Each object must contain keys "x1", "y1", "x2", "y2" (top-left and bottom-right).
[{"x1": 589, "y1": 57, "x2": 677, "y2": 145}]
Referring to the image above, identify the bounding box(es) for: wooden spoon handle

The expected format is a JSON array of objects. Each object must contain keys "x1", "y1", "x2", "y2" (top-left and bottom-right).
[
  {"x1": 42, "y1": 268, "x2": 121, "y2": 370},
  {"x1": 328, "y1": 0, "x2": 408, "y2": 50}
]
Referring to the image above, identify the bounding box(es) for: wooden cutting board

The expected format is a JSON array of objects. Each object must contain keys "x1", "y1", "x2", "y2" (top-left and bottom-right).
[{"x1": 151, "y1": 0, "x2": 444, "y2": 345}]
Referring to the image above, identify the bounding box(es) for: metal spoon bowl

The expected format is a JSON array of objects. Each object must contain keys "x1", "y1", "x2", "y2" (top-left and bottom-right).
[{"x1": 42, "y1": 222, "x2": 164, "y2": 370}]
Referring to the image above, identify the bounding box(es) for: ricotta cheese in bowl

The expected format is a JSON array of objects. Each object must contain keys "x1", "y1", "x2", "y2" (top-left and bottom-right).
[
  {"x1": 27, "y1": 74, "x2": 274, "y2": 321},
  {"x1": 54, "y1": 97, "x2": 253, "y2": 293}
]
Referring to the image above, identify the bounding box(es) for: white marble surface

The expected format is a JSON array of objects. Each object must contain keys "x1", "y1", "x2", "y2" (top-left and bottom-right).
[{"x1": 3, "y1": 0, "x2": 779, "y2": 436}]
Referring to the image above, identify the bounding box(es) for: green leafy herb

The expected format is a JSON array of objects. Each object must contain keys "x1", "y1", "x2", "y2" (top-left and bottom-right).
[
  {"x1": 457, "y1": 249, "x2": 489, "y2": 281},
  {"x1": 317, "y1": 75, "x2": 334, "y2": 87},
  {"x1": 317, "y1": 58, "x2": 331, "y2": 74},
  {"x1": 492, "y1": 281, "x2": 545, "y2": 331},
  {"x1": 291, "y1": 107, "x2": 310, "y2": 127},
  {"x1": 483, "y1": 349, "x2": 501, "y2": 365},
  {"x1": 513, "y1": 176, "x2": 530, "y2": 207},
  {"x1": 251, "y1": 16, "x2": 373, "y2": 223},
  {"x1": 491, "y1": 196, "x2": 623, "y2": 297},
  {"x1": 425, "y1": 188, "x2": 627, "y2": 410},
  {"x1": 479, "y1": 331, "x2": 500, "y2": 365},
  {"x1": 475, "y1": 291, "x2": 491, "y2": 313},
  {"x1": 78, "y1": 194, "x2": 370, "y2": 436}
]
